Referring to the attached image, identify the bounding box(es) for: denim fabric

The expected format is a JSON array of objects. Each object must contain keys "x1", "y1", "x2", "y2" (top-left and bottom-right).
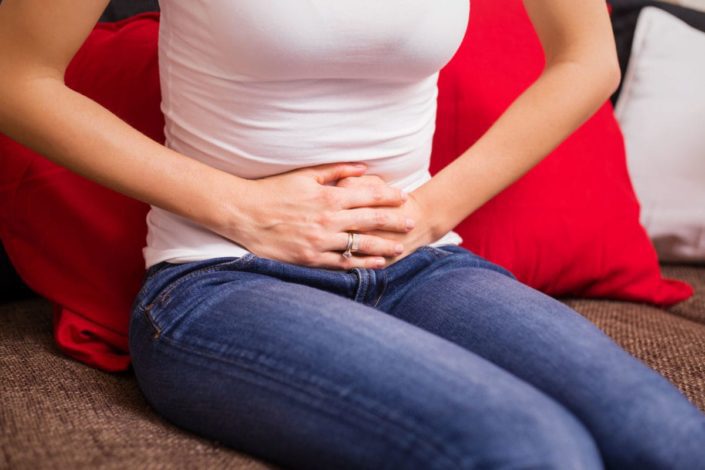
[{"x1": 129, "y1": 244, "x2": 705, "y2": 469}]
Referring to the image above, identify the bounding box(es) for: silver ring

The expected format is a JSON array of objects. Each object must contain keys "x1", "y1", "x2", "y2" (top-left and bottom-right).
[
  {"x1": 350, "y1": 232, "x2": 361, "y2": 253},
  {"x1": 342, "y1": 232, "x2": 354, "y2": 259}
]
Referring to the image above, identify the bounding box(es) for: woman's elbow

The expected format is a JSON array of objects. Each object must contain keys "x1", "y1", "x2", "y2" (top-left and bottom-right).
[
  {"x1": 593, "y1": 44, "x2": 623, "y2": 99},
  {"x1": 603, "y1": 59, "x2": 622, "y2": 97},
  {"x1": 578, "y1": 56, "x2": 621, "y2": 103}
]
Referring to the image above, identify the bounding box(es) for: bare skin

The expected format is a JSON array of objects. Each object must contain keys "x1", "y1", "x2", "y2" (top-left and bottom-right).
[{"x1": 0, "y1": 0, "x2": 619, "y2": 270}]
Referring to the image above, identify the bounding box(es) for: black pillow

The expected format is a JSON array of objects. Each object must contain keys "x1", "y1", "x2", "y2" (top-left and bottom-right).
[
  {"x1": 609, "y1": 0, "x2": 705, "y2": 104},
  {"x1": 0, "y1": 241, "x2": 38, "y2": 303},
  {"x1": 100, "y1": 0, "x2": 160, "y2": 22},
  {"x1": 0, "y1": 0, "x2": 160, "y2": 20}
]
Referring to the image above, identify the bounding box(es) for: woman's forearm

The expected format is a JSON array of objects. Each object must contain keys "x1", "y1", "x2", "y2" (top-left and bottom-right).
[
  {"x1": 0, "y1": 0, "x2": 256, "y2": 236},
  {"x1": 416, "y1": 60, "x2": 619, "y2": 240},
  {"x1": 415, "y1": 0, "x2": 621, "y2": 241},
  {"x1": 0, "y1": 75, "x2": 254, "y2": 234}
]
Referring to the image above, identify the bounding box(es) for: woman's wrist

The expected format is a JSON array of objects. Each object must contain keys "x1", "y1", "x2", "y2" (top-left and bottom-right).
[
  {"x1": 202, "y1": 171, "x2": 260, "y2": 247},
  {"x1": 410, "y1": 185, "x2": 452, "y2": 245}
]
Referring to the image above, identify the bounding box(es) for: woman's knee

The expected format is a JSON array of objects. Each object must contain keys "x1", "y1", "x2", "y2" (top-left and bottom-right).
[
  {"x1": 437, "y1": 389, "x2": 603, "y2": 470},
  {"x1": 596, "y1": 381, "x2": 705, "y2": 469}
]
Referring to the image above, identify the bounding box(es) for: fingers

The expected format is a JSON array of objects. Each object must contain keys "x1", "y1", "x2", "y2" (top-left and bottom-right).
[
  {"x1": 315, "y1": 231, "x2": 410, "y2": 269},
  {"x1": 306, "y1": 162, "x2": 368, "y2": 185},
  {"x1": 331, "y1": 185, "x2": 408, "y2": 209},
  {"x1": 334, "y1": 207, "x2": 415, "y2": 234},
  {"x1": 327, "y1": 232, "x2": 404, "y2": 258},
  {"x1": 310, "y1": 166, "x2": 406, "y2": 208},
  {"x1": 336, "y1": 174, "x2": 387, "y2": 188},
  {"x1": 315, "y1": 251, "x2": 390, "y2": 270}
]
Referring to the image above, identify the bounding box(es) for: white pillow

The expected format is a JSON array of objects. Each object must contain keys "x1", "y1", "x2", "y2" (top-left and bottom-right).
[{"x1": 615, "y1": 6, "x2": 705, "y2": 263}]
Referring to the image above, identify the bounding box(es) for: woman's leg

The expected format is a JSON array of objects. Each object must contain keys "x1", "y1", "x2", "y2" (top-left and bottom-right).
[
  {"x1": 129, "y1": 254, "x2": 603, "y2": 470},
  {"x1": 378, "y1": 244, "x2": 705, "y2": 469}
]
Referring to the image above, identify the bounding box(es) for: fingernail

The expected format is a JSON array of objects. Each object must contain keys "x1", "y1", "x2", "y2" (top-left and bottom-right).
[
  {"x1": 406, "y1": 218, "x2": 415, "y2": 230},
  {"x1": 400, "y1": 190, "x2": 408, "y2": 201},
  {"x1": 376, "y1": 258, "x2": 386, "y2": 268},
  {"x1": 354, "y1": 163, "x2": 367, "y2": 169},
  {"x1": 394, "y1": 244, "x2": 404, "y2": 254}
]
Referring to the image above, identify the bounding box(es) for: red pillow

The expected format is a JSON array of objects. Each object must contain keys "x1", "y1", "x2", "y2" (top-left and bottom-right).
[
  {"x1": 430, "y1": 0, "x2": 692, "y2": 306},
  {"x1": 0, "y1": 12, "x2": 162, "y2": 372}
]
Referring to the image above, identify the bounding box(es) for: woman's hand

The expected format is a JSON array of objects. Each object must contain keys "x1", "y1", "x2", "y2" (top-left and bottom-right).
[
  {"x1": 228, "y1": 162, "x2": 417, "y2": 270},
  {"x1": 335, "y1": 174, "x2": 438, "y2": 266}
]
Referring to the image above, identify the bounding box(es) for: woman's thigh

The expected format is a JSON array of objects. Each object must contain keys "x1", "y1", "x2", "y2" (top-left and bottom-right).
[
  {"x1": 381, "y1": 244, "x2": 705, "y2": 470},
  {"x1": 129, "y1": 255, "x2": 602, "y2": 470}
]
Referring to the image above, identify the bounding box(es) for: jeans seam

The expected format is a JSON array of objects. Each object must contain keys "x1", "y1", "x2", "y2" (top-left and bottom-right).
[
  {"x1": 351, "y1": 268, "x2": 368, "y2": 303},
  {"x1": 372, "y1": 271, "x2": 388, "y2": 308},
  {"x1": 141, "y1": 304, "x2": 162, "y2": 339},
  {"x1": 427, "y1": 246, "x2": 518, "y2": 281},
  {"x1": 420, "y1": 245, "x2": 452, "y2": 260},
  {"x1": 153, "y1": 333, "x2": 466, "y2": 468}
]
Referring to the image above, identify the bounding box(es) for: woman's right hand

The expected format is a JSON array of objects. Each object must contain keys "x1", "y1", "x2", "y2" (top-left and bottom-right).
[{"x1": 218, "y1": 162, "x2": 416, "y2": 270}]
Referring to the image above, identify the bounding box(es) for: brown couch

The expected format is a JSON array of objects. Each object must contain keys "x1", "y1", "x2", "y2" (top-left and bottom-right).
[{"x1": 1, "y1": 262, "x2": 704, "y2": 469}]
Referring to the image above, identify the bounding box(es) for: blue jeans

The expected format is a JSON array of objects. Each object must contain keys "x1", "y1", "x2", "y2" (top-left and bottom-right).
[{"x1": 129, "y1": 244, "x2": 705, "y2": 469}]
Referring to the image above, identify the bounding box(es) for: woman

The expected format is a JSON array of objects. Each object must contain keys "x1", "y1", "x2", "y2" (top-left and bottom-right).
[{"x1": 1, "y1": 0, "x2": 704, "y2": 468}]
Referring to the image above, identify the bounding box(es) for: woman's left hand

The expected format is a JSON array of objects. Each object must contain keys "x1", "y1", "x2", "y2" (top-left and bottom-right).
[{"x1": 335, "y1": 174, "x2": 438, "y2": 265}]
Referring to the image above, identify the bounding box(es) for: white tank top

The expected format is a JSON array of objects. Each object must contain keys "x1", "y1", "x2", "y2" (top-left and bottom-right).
[{"x1": 143, "y1": 0, "x2": 470, "y2": 269}]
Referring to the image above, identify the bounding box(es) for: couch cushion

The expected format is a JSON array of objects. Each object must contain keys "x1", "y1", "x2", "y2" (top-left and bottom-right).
[
  {"x1": 608, "y1": 0, "x2": 705, "y2": 103},
  {"x1": 614, "y1": 7, "x2": 705, "y2": 262}
]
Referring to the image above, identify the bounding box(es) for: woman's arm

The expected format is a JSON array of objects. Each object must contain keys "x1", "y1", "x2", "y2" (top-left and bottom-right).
[
  {"x1": 0, "y1": 0, "x2": 258, "y2": 233},
  {"x1": 0, "y1": 0, "x2": 412, "y2": 270},
  {"x1": 414, "y1": 0, "x2": 621, "y2": 245}
]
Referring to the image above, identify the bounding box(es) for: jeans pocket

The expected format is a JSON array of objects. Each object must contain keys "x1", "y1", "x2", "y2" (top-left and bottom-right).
[
  {"x1": 132, "y1": 261, "x2": 178, "y2": 307},
  {"x1": 139, "y1": 254, "x2": 257, "y2": 338}
]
